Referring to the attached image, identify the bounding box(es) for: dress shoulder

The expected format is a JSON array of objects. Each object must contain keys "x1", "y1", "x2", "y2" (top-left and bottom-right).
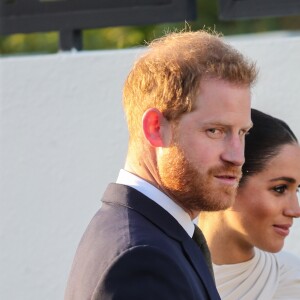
[{"x1": 213, "y1": 249, "x2": 279, "y2": 300}]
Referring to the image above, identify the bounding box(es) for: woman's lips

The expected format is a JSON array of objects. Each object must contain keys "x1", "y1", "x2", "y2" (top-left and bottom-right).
[{"x1": 273, "y1": 224, "x2": 291, "y2": 237}]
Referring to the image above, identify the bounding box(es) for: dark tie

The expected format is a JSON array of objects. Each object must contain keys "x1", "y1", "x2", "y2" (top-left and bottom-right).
[{"x1": 192, "y1": 225, "x2": 214, "y2": 279}]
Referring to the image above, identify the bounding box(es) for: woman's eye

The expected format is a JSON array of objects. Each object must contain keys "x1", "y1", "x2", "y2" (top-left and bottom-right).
[{"x1": 272, "y1": 185, "x2": 287, "y2": 194}]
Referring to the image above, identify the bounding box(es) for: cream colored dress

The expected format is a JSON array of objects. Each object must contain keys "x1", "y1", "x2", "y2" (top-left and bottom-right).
[{"x1": 213, "y1": 249, "x2": 300, "y2": 300}]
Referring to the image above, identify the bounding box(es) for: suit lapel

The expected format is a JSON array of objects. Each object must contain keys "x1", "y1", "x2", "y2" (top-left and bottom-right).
[
  {"x1": 102, "y1": 183, "x2": 220, "y2": 300},
  {"x1": 181, "y1": 236, "x2": 220, "y2": 299}
]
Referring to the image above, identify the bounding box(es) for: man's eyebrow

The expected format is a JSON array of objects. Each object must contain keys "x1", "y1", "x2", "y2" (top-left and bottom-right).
[
  {"x1": 270, "y1": 177, "x2": 296, "y2": 184},
  {"x1": 201, "y1": 121, "x2": 253, "y2": 129}
]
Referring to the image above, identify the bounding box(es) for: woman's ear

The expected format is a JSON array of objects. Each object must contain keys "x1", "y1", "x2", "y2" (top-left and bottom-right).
[{"x1": 142, "y1": 108, "x2": 170, "y2": 147}]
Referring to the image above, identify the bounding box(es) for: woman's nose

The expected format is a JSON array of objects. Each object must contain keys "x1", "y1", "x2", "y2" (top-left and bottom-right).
[{"x1": 284, "y1": 194, "x2": 300, "y2": 218}]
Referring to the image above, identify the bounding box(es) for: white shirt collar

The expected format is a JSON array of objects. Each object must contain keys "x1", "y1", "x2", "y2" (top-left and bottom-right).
[{"x1": 116, "y1": 169, "x2": 194, "y2": 237}]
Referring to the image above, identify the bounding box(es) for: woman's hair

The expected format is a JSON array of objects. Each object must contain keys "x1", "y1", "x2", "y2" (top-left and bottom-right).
[{"x1": 240, "y1": 108, "x2": 298, "y2": 185}]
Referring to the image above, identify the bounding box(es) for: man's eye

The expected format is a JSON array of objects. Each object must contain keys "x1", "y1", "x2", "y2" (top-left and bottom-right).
[
  {"x1": 272, "y1": 185, "x2": 287, "y2": 194},
  {"x1": 206, "y1": 128, "x2": 223, "y2": 138},
  {"x1": 208, "y1": 129, "x2": 218, "y2": 133},
  {"x1": 241, "y1": 129, "x2": 250, "y2": 136}
]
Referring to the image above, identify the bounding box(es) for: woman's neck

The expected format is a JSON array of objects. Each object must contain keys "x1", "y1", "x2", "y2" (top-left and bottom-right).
[{"x1": 199, "y1": 211, "x2": 255, "y2": 265}]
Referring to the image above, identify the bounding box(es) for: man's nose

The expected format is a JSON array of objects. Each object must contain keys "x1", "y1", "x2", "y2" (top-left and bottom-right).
[{"x1": 220, "y1": 136, "x2": 245, "y2": 166}]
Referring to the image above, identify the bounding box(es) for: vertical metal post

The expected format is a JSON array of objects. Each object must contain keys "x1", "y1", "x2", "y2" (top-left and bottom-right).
[{"x1": 59, "y1": 29, "x2": 83, "y2": 51}]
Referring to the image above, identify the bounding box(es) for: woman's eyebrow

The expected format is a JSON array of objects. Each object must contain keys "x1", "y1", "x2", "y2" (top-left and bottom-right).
[{"x1": 270, "y1": 177, "x2": 296, "y2": 183}]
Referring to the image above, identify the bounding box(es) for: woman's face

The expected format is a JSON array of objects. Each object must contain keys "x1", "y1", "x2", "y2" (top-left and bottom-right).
[{"x1": 225, "y1": 143, "x2": 300, "y2": 253}]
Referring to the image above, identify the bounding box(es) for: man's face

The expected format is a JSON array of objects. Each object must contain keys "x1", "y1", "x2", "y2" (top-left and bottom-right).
[{"x1": 157, "y1": 78, "x2": 252, "y2": 216}]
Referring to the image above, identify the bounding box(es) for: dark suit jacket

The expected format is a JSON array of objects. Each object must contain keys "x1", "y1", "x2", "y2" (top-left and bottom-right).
[{"x1": 65, "y1": 183, "x2": 220, "y2": 300}]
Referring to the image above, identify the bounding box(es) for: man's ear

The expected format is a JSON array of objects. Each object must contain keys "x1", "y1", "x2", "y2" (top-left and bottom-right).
[{"x1": 142, "y1": 108, "x2": 170, "y2": 147}]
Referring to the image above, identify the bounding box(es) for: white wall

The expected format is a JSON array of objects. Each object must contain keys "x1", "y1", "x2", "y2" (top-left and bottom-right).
[{"x1": 1, "y1": 33, "x2": 300, "y2": 300}]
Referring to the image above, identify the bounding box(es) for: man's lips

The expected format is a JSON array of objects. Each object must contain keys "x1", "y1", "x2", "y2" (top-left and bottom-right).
[
  {"x1": 214, "y1": 174, "x2": 240, "y2": 185},
  {"x1": 273, "y1": 224, "x2": 291, "y2": 237}
]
